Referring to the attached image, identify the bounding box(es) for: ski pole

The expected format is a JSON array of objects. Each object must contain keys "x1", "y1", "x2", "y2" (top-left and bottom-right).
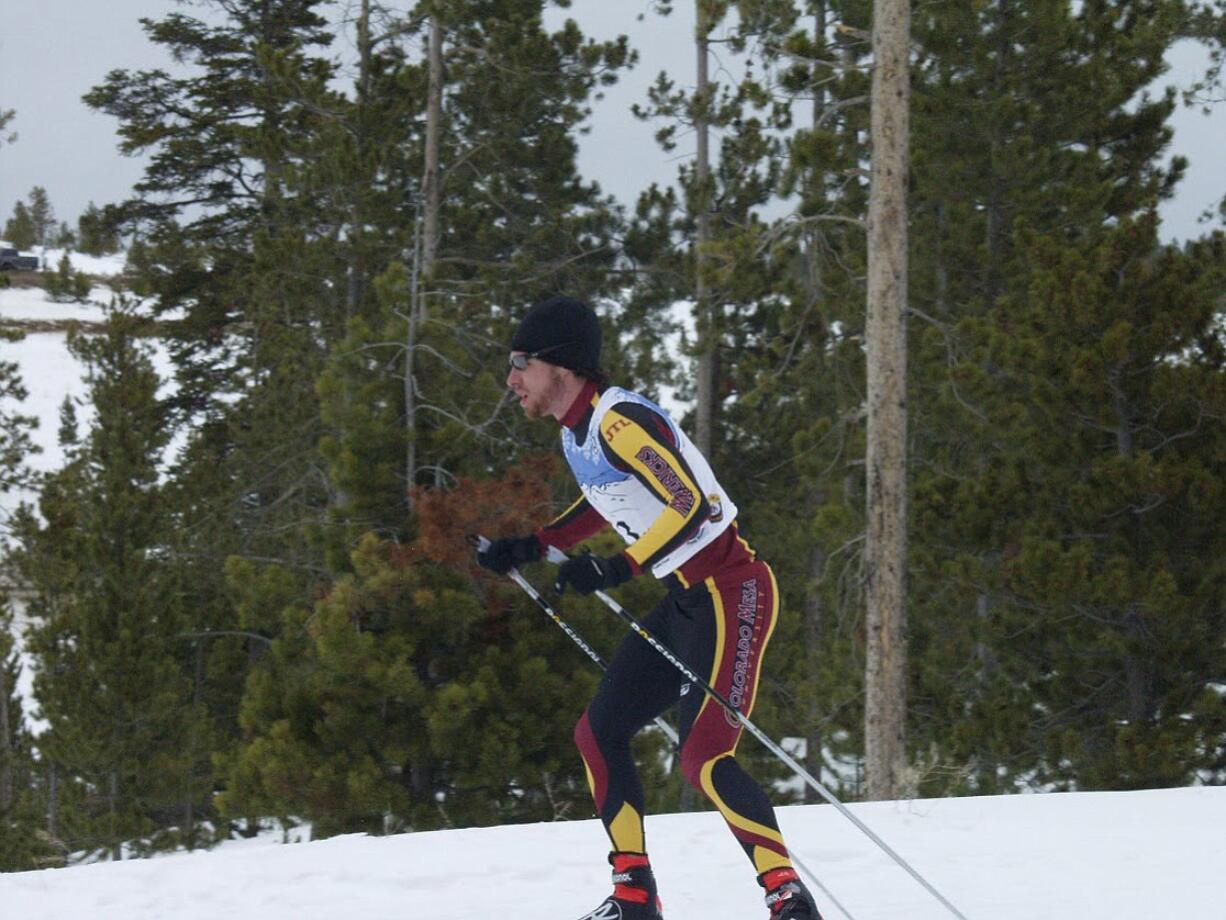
[
  {"x1": 544, "y1": 546, "x2": 970, "y2": 920},
  {"x1": 471, "y1": 536, "x2": 678, "y2": 748}
]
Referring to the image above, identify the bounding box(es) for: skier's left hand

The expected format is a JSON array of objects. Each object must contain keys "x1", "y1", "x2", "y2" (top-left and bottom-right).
[
  {"x1": 554, "y1": 552, "x2": 633, "y2": 596},
  {"x1": 475, "y1": 534, "x2": 541, "y2": 574}
]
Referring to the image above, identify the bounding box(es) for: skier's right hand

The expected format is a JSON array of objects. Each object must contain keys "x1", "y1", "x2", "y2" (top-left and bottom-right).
[{"x1": 476, "y1": 535, "x2": 542, "y2": 574}]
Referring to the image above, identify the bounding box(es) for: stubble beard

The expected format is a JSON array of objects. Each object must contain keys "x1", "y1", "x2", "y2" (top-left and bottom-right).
[{"x1": 522, "y1": 368, "x2": 568, "y2": 420}]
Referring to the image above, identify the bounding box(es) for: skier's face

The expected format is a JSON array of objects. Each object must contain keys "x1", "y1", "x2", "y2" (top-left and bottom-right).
[{"x1": 507, "y1": 353, "x2": 570, "y2": 420}]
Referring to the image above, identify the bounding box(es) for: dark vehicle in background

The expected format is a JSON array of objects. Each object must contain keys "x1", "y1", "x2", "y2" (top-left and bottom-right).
[{"x1": 0, "y1": 248, "x2": 40, "y2": 271}]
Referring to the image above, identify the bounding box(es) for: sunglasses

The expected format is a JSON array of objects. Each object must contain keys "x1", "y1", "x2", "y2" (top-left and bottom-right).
[{"x1": 508, "y1": 342, "x2": 576, "y2": 371}]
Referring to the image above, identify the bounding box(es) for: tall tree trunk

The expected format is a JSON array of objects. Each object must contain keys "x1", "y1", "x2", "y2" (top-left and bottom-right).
[
  {"x1": 984, "y1": 0, "x2": 1010, "y2": 307},
  {"x1": 406, "y1": 13, "x2": 444, "y2": 508},
  {"x1": 803, "y1": 489, "x2": 828, "y2": 803},
  {"x1": 109, "y1": 769, "x2": 122, "y2": 860},
  {"x1": 864, "y1": 0, "x2": 911, "y2": 802},
  {"x1": 693, "y1": 0, "x2": 717, "y2": 456},
  {"x1": 47, "y1": 762, "x2": 58, "y2": 841},
  {"x1": 183, "y1": 638, "x2": 205, "y2": 848},
  {"x1": 0, "y1": 660, "x2": 12, "y2": 814},
  {"x1": 422, "y1": 13, "x2": 443, "y2": 276},
  {"x1": 348, "y1": 0, "x2": 374, "y2": 316},
  {"x1": 801, "y1": 5, "x2": 831, "y2": 802}
]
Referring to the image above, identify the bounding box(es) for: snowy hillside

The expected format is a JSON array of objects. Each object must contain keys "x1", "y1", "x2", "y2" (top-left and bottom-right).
[
  {"x1": 0, "y1": 787, "x2": 1223, "y2": 919},
  {"x1": 0, "y1": 247, "x2": 169, "y2": 520}
]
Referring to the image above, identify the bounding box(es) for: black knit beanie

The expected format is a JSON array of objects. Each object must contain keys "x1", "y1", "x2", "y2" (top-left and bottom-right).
[{"x1": 510, "y1": 296, "x2": 602, "y2": 372}]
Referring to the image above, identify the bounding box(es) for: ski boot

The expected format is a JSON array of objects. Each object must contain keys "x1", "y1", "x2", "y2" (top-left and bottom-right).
[
  {"x1": 759, "y1": 867, "x2": 823, "y2": 920},
  {"x1": 576, "y1": 852, "x2": 664, "y2": 920}
]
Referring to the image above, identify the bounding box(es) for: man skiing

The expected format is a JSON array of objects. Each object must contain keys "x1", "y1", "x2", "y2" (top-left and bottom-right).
[{"x1": 476, "y1": 296, "x2": 822, "y2": 920}]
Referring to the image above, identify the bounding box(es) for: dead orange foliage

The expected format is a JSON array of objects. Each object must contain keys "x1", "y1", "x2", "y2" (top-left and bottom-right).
[{"x1": 412, "y1": 454, "x2": 562, "y2": 571}]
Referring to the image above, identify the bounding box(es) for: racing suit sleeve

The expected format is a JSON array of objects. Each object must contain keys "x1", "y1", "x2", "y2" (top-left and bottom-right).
[
  {"x1": 596, "y1": 401, "x2": 710, "y2": 575},
  {"x1": 535, "y1": 493, "x2": 607, "y2": 552}
]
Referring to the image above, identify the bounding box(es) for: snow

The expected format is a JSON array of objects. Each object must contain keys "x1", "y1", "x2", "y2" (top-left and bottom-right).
[
  {"x1": 0, "y1": 283, "x2": 172, "y2": 518},
  {"x1": 0, "y1": 786, "x2": 1222, "y2": 918},
  {"x1": 0, "y1": 283, "x2": 113, "y2": 323},
  {"x1": 28, "y1": 246, "x2": 128, "y2": 279}
]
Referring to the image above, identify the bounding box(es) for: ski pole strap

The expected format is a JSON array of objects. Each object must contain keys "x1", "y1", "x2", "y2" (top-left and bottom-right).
[{"x1": 541, "y1": 544, "x2": 970, "y2": 920}]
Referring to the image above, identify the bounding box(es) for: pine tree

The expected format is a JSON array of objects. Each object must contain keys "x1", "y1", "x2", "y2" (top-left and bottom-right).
[
  {"x1": 26, "y1": 188, "x2": 55, "y2": 249},
  {"x1": 0, "y1": 333, "x2": 39, "y2": 505},
  {"x1": 680, "y1": 2, "x2": 869, "y2": 799},
  {"x1": 84, "y1": 0, "x2": 338, "y2": 414},
  {"x1": 659, "y1": 0, "x2": 1216, "y2": 799},
  {"x1": 85, "y1": 4, "x2": 353, "y2": 814},
  {"x1": 218, "y1": 538, "x2": 453, "y2": 837},
  {"x1": 0, "y1": 109, "x2": 15, "y2": 148},
  {"x1": 43, "y1": 254, "x2": 91, "y2": 304},
  {"x1": 76, "y1": 203, "x2": 121, "y2": 257},
  {"x1": 318, "y1": 0, "x2": 634, "y2": 535},
  {"x1": 218, "y1": 462, "x2": 611, "y2": 836},
  {"x1": 0, "y1": 603, "x2": 24, "y2": 835},
  {"x1": 691, "y1": 0, "x2": 874, "y2": 798},
  {"x1": 3, "y1": 202, "x2": 35, "y2": 251},
  {"x1": 902, "y1": 0, "x2": 1200, "y2": 792},
  {"x1": 228, "y1": 0, "x2": 640, "y2": 834},
  {"x1": 629, "y1": 1, "x2": 731, "y2": 454},
  {"x1": 946, "y1": 219, "x2": 1226, "y2": 789},
  {"x1": 15, "y1": 305, "x2": 208, "y2": 858},
  {"x1": 52, "y1": 222, "x2": 75, "y2": 250},
  {"x1": 0, "y1": 601, "x2": 53, "y2": 871}
]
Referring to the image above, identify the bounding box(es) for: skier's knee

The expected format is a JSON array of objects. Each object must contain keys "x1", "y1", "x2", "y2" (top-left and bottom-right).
[{"x1": 679, "y1": 741, "x2": 718, "y2": 790}]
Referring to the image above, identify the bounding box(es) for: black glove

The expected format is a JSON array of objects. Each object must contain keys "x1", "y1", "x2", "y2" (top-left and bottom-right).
[
  {"x1": 554, "y1": 553, "x2": 633, "y2": 596},
  {"x1": 476, "y1": 535, "x2": 541, "y2": 574}
]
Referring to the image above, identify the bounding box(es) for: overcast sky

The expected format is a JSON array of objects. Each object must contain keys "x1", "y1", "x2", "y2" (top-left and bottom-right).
[{"x1": 1, "y1": 0, "x2": 1222, "y2": 244}]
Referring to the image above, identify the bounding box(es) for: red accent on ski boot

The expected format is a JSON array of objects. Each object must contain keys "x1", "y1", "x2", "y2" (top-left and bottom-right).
[
  {"x1": 759, "y1": 867, "x2": 822, "y2": 920},
  {"x1": 576, "y1": 852, "x2": 664, "y2": 920}
]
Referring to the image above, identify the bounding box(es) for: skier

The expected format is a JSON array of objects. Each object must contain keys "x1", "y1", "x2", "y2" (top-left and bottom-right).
[{"x1": 476, "y1": 296, "x2": 822, "y2": 920}]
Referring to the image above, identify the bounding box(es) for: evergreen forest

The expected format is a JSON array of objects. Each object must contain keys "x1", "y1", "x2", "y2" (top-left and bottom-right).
[{"x1": 1, "y1": 0, "x2": 1224, "y2": 870}]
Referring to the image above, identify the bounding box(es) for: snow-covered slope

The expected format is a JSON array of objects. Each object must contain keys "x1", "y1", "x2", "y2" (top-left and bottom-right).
[
  {"x1": 0, "y1": 245, "x2": 127, "y2": 282},
  {"x1": 0, "y1": 251, "x2": 168, "y2": 517},
  {"x1": 1, "y1": 787, "x2": 1223, "y2": 920}
]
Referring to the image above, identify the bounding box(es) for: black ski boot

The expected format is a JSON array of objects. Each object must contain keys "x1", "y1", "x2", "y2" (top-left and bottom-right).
[
  {"x1": 759, "y1": 867, "x2": 823, "y2": 920},
  {"x1": 576, "y1": 852, "x2": 664, "y2": 920}
]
